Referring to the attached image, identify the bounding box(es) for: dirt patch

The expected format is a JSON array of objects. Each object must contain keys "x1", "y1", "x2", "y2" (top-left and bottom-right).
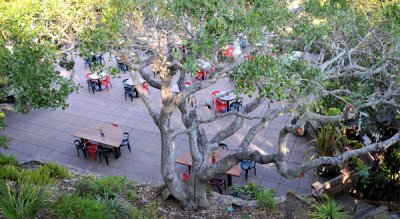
[{"x1": 135, "y1": 185, "x2": 313, "y2": 219}]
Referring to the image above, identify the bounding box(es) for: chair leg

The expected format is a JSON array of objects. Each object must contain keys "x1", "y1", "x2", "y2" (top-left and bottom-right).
[
  {"x1": 127, "y1": 143, "x2": 131, "y2": 152},
  {"x1": 104, "y1": 154, "x2": 109, "y2": 165},
  {"x1": 99, "y1": 152, "x2": 102, "y2": 163},
  {"x1": 125, "y1": 92, "x2": 127, "y2": 101},
  {"x1": 76, "y1": 148, "x2": 80, "y2": 158},
  {"x1": 83, "y1": 150, "x2": 87, "y2": 159},
  {"x1": 219, "y1": 187, "x2": 222, "y2": 194},
  {"x1": 245, "y1": 169, "x2": 249, "y2": 180},
  {"x1": 224, "y1": 181, "x2": 226, "y2": 190},
  {"x1": 254, "y1": 164, "x2": 256, "y2": 176}
]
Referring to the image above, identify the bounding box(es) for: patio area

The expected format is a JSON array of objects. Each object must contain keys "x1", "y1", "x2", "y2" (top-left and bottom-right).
[{"x1": 0, "y1": 55, "x2": 324, "y2": 196}]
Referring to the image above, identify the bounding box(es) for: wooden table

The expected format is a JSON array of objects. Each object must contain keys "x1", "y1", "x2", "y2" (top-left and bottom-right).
[
  {"x1": 175, "y1": 147, "x2": 241, "y2": 186},
  {"x1": 72, "y1": 123, "x2": 124, "y2": 158}
]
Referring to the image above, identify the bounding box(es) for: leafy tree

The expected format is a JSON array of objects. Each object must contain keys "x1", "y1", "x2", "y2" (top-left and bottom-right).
[{"x1": 112, "y1": 0, "x2": 399, "y2": 209}]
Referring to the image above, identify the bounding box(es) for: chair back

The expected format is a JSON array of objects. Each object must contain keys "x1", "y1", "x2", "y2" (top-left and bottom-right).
[
  {"x1": 211, "y1": 90, "x2": 220, "y2": 97},
  {"x1": 105, "y1": 76, "x2": 111, "y2": 82},
  {"x1": 185, "y1": 82, "x2": 191, "y2": 87}
]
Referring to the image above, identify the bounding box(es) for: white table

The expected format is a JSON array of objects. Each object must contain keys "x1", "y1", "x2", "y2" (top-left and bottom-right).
[
  {"x1": 218, "y1": 92, "x2": 237, "y2": 111},
  {"x1": 199, "y1": 60, "x2": 211, "y2": 71},
  {"x1": 126, "y1": 78, "x2": 145, "y2": 86},
  {"x1": 88, "y1": 72, "x2": 106, "y2": 80},
  {"x1": 88, "y1": 72, "x2": 107, "y2": 91}
]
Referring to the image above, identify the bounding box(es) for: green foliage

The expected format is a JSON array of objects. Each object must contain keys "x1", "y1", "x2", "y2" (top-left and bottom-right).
[
  {"x1": 0, "y1": 183, "x2": 52, "y2": 219},
  {"x1": 0, "y1": 154, "x2": 18, "y2": 166},
  {"x1": 40, "y1": 162, "x2": 70, "y2": 179},
  {"x1": 18, "y1": 169, "x2": 55, "y2": 185},
  {"x1": 74, "y1": 178, "x2": 101, "y2": 197},
  {"x1": 0, "y1": 165, "x2": 20, "y2": 181},
  {"x1": 0, "y1": 112, "x2": 10, "y2": 149},
  {"x1": 102, "y1": 195, "x2": 135, "y2": 219},
  {"x1": 96, "y1": 176, "x2": 126, "y2": 196},
  {"x1": 53, "y1": 195, "x2": 109, "y2": 219},
  {"x1": 309, "y1": 195, "x2": 349, "y2": 219},
  {"x1": 305, "y1": 125, "x2": 346, "y2": 159},
  {"x1": 255, "y1": 188, "x2": 276, "y2": 210}
]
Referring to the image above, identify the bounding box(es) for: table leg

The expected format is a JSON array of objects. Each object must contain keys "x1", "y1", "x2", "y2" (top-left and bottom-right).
[
  {"x1": 114, "y1": 148, "x2": 120, "y2": 159},
  {"x1": 97, "y1": 79, "x2": 102, "y2": 91},
  {"x1": 226, "y1": 100, "x2": 231, "y2": 112},
  {"x1": 227, "y1": 175, "x2": 233, "y2": 186},
  {"x1": 188, "y1": 166, "x2": 191, "y2": 174}
]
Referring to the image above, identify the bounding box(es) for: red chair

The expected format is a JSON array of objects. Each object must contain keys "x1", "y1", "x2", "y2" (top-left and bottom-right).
[
  {"x1": 100, "y1": 76, "x2": 112, "y2": 91},
  {"x1": 215, "y1": 99, "x2": 228, "y2": 113},
  {"x1": 85, "y1": 142, "x2": 97, "y2": 161},
  {"x1": 185, "y1": 81, "x2": 191, "y2": 87},
  {"x1": 194, "y1": 71, "x2": 205, "y2": 82},
  {"x1": 211, "y1": 91, "x2": 220, "y2": 108},
  {"x1": 142, "y1": 82, "x2": 150, "y2": 95},
  {"x1": 179, "y1": 173, "x2": 190, "y2": 182}
]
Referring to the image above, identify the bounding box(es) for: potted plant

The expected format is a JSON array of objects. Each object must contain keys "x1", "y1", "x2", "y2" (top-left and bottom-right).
[
  {"x1": 98, "y1": 126, "x2": 104, "y2": 137},
  {"x1": 305, "y1": 125, "x2": 346, "y2": 177}
]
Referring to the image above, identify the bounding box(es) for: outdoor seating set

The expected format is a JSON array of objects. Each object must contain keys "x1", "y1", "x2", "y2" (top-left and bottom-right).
[
  {"x1": 122, "y1": 78, "x2": 150, "y2": 101},
  {"x1": 72, "y1": 123, "x2": 131, "y2": 165},
  {"x1": 86, "y1": 72, "x2": 112, "y2": 94},
  {"x1": 176, "y1": 143, "x2": 256, "y2": 194},
  {"x1": 211, "y1": 90, "x2": 243, "y2": 113},
  {"x1": 84, "y1": 53, "x2": 105, "y2": 70}
]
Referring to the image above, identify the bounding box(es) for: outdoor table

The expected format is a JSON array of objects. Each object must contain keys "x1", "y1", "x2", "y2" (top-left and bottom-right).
[
  {"x1": 72, "y1": 123, "x2": 124, "y2": 158},
  {"x1": 199, "y1": 60, "x2": 211, "y2": 71},
  {"x1": 126, "y1": 78, "x2": 146, "y2": 86},
  {"x1": 175, "y1": 147, "x2": 241, "y2": 186},
  {"x1": 218, "y1": 92, "x2": 237, "y2": 112},
  {"x1": 88, "y1": 72, "x2": 107, "y2": 91}
]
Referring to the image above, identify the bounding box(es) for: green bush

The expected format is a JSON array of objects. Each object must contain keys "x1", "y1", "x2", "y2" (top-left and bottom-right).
[
  {"x1": 102, "y1": 195, "x2": 134, "y2": 219},
  {"x1": 0, "y1": 165, "x2": 19, "y2": 180},
  {"x1": 0, "y1": 183, "x2": 52, "y2": 219},
  {"x1": 309, "y1": 195, "x2": 349, "y2": 219},
  {"x1": 18, "y1": 168, "x2": 55, "y2": 185},
  {"x1": 96, "y1": 176, "x2": 126, "y2": 196},
  {"x1": 39, "y1": 162, "x2": 70, "y2": 179},
  {"x1": 74, "y1": 178, "x2": 101, "y2": 197},
  {"x1": 0, "y1": 154, "x2": 18, "y2": 167},
  {"x1": 53, "y1": 195, "x2": 109, "y2": 219},
  {"x1": 255, "y1": 188, "x2": 276, "y2": 210}
]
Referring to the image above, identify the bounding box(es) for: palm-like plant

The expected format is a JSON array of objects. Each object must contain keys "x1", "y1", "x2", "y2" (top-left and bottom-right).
[
  {"x1": 309, "y1": 195, "x2": 350, "y2": 219},
  {"x1": 305, "y1": 125, "x2": 346, "y2": 160}
]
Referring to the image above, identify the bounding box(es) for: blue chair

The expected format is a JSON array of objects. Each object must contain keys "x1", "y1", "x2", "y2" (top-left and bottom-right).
[
  {"x1": 230, "y1": 97, "x2": 243, "y2": 111},
  {"x1": 241, "y1": 160, "x2": 256, "y2": 180},
  {"x1": 218, "y1": 143, "x2": 229, "y2": 151}
]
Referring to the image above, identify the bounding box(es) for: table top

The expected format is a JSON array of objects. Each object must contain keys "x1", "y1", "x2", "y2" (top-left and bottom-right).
[
  {"x1": 72, "y1": 123, "x2": 123, "y2": 148},
  {"x1": 199, "y1": 60, "x2": 211, "y2": 70},
  {"x1": 126, "y1": 78, "x2": 145, "y2": 86},
  {"x1": 175, "y1": 147, "x2": 241, "y2": 177},
  {"x1": 88, "y1": 72, "x2": 107, "y2": 80},
  {"x1": 218, "y1": 92, "x2": 237, "y2": 102}
]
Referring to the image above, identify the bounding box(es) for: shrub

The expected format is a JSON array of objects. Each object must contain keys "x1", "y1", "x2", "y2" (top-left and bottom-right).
[
  {"x1": 39, "y1": 162, "x2": 70, "y2": 179},
  {"x1": 0, "y1": 165, "x2": 19, "y2": 180},
  {"x1": 53, "y1": 195, "x2": 109, "y2": 219},
  {"x1": 74, "y1": 178, "x2": 100, "y2": 197},
  {"x1": 18, "y1": 168, "x2": 55, "y2": 185},
  {"x1": 0, "y1": 183, "x2": 52, "y2": 219},
  {"x1": 102, "y1": 195, "x2": 134, "y2": 219},
  {"x1": 255, "y1": 188, "x2": 275, "y2": 210},
  {"x1": 132, "y1": 201, "x2": 159, "y2": 219},
  {"x1": 309, "y1": 195, "x2": 350, "y2": 219},
  {"x1": 96, "y1": 176, "x2": 126, "y2": 196},
  {"x1": 0, "y1": 154, "x2": 18, "y2": 167}
]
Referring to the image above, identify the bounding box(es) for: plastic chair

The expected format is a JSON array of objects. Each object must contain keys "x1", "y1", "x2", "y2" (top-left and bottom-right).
[
  {"x1": 100, "y1": 76, "x2": 112, "y2": 91},
  {"x1": 241, "y1": 160, "x2": 256, "y2": 180},
  {"x1": 179, "y1": 173, "x2": 190, "y2": 182},
  {"x1": 85, "y1": 73, "x2": 97, "y2": 93},
  {"x1": 211, "y1": 91, "x2": 220, "y2": 108},
  {"x1": 119, "y1": 132, "x2": 131, "y2": 153},
  {"x1": 74, "y1": 140, "x2": 87, "y2": 159},
  {"x1": 208, "y1": 178, "x2": 226, "y2": 194},
  {"x1": 215, "y1": 99, "x2": 228, "y2": 113},
  {"x1": 142, "y1": 82, "x2": 150, "y2": 95},
  {"x1": 97, "y1": 145, "x2": 115, "y2": 165},
  {"x1": 218, "y1": 143, "x2": 229, "y2": 151},
  {"x1": 85, "y1": 142, "x2": 97, "y2": 161},
  {"x1": 230, "y1": 97, "x2": 243, "y2": 112},
  {"x1": 194, "y1": 71, "x2": 205, "y2": 82}
]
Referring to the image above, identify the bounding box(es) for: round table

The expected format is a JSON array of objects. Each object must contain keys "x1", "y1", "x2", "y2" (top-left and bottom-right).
[
  {"x1": 126, "y1": 78, "x2": 145, "y2": 86},
  {"x1": 199, "y1": 60, "x2": 211, "y2": 71},
  {"x1": 88, "y1": 72, "x2": 107, "y2": 91},
  {"x1": 218, "y1": 92, "x2": 237, "y2": 111}
]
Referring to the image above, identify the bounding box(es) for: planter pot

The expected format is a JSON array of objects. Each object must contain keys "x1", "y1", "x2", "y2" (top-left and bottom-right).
[{"x1": 317, "y1": 164, "x2": 340, "y2": 178}]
